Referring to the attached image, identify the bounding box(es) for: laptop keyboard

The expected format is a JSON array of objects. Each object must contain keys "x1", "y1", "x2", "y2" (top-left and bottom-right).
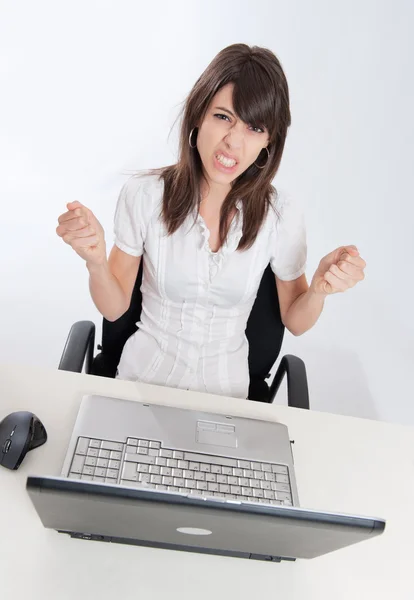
[{"x1": 68, "y1": 436, "x2": 293, "y2": 506}]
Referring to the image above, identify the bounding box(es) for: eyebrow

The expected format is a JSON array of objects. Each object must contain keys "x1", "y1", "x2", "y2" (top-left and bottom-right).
[{"x1": 214, "y1": 106, "x2": 236, "y2": 118}]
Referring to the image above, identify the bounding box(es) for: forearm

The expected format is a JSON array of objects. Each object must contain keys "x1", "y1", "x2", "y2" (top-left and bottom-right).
[
  {"x1": 283, "y1": 288, "x2": 327, "y2": 336},
  {"x1": 86, "y1": 260, "x2": 129, "y2": 322}
]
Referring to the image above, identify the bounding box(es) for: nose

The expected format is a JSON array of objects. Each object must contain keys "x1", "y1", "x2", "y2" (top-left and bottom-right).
[{"x1": 224, "y1": 123, "x2": 244, "y2": 149}]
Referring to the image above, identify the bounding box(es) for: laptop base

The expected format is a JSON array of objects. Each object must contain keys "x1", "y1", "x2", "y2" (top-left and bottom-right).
[{"x1": 59, "y1": 530, "x2": 297, "y2": 563}]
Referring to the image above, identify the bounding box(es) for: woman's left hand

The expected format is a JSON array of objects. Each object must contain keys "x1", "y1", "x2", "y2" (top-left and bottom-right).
[{"x1": 310, "y1": 245, "x2": 366, "y2": 296}]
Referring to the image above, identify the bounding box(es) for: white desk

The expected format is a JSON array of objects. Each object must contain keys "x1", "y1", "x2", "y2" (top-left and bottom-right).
[{"x1": 1, "y1": 362, "x2": 413, "y2": 599}]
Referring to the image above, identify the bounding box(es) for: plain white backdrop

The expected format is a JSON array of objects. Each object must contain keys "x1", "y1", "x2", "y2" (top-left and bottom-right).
[{"x1": 0, "y1": 0, "x2": 413, "y2": 425}]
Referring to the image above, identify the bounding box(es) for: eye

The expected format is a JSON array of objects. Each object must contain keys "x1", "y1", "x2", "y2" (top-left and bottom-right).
[
  {"x1": 214, "y1": 113, "x2": 231, "y2": 122},
  {"x1": 249, "y1": 125, "x2": 265, "y2": 134}
]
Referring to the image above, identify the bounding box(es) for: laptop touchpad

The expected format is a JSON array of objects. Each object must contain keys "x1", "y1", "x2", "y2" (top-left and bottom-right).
[{"x1": 196, "y1": 420, "x2": 237, "y2": 448}]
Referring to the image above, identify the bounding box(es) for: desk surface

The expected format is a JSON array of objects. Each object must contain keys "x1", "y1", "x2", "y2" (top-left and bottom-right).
[{"x1": 1, "y1": 362, "x2": 413, "y2": 599}]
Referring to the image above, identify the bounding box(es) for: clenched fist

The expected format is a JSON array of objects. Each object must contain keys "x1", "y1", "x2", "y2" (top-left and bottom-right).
[
  {"x1": 56, "y1": 201, "x2": 106, "y2": 266},
  {"x1": 310, "y1": 245, "x2": 366, "y2": 296}
]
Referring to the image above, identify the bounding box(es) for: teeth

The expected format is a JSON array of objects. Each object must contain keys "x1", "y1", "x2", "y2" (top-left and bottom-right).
[{"x1": 216, "y1": 154, "x2": 236, "y2": 168}]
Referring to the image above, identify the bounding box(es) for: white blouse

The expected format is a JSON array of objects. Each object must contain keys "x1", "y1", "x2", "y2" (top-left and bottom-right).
[{"x1": 114, "y1": 171, "x2": 307, "y2": 399}]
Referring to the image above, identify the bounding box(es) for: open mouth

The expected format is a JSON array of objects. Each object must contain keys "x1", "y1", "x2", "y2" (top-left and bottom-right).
[{"x1": 214, "y1": 153, "x2": 238, "y2": 170}]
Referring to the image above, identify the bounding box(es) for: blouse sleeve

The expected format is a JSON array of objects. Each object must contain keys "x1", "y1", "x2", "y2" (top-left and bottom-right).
[
  {"x1": 113, "y1": 174, "x2": 153, "y2": 257},
  {"x1": 269, "y1": 190, "x2": 307, "y2": 281}
]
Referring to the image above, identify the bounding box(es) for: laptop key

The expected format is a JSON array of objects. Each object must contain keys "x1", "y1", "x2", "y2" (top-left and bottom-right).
[
  {"x1": 102, "y1": 441, "x2": 123, "y2": 452},
  {"x1": 89, "y1": 439, "x2": 101, "y2": 449},
  {"x1": 149, "y1": 441, "x2": 161, "y2": 449},
  {"x1": 98, "y1": 450, "x2": 110, "y2": 459},
  {"x1": 75, "y1": 438, "x2": 89, "y2": 455},
  {"x1": 127, "y1": 438, "x2": 138, "y2": 446},
  {"x1": 87, "y1": 448, "x2": 99, "y2": 457},
  {"x1": 70, "y1": 455, "x2": 85, "y2": 474},
  {"x1": 185, "y1": 452, "x2": 237, "y2": 468},
  {"x1": 126, "y1": 445, "x2": 137, "y2": 453},
  {"x1": 265, "y1": 472, "x2": 275, "y2": 482},
  {"x1": 211, "y1": 465, "x2": 221, "y2": 474},
  {"x1": 160, "y1": 467, "x2": 172, "y2": 476},
  {"x1": 219, "y1": 484, "x2": 230, "y2": 494},
  {"x1": 237, "y1": 460, "x2": 250, "y2": 469},
  {"x1": 95, "y1": 467, "x2": 106, "y2": 477},
  {"x1": 82, "y1": 466, "x2": 94, "y2": 476},
  {"x1": 185, "y1": 479, "x2": 196, "y2": 489},
  {"x1": 122, "y1": 463, "x2": 138, "y2": 481},
  {"x1": 138, "y1": 440, "x2": 149, "y2": 448},
  {"x1": 138, "y1": 447, "x2": 148, "y2": 455},
  {"x1": 151, "y1": 475, "x2": 162, "y2": 484},
  {"x1": 156, "y1": 457, "x2": 167, "y2": 466},
  {"x1": 260, "y1": 481, "x2": 272, "y2": 490},
  {"x1": 109, "y1": 460, "x2": 120, "y2": 470},
  {"x1": 160, "y1": 449, "x2": 173, "y2": 458},
  {"x1": 125, "y1": 454, "x2": 155, "y2": 464},
  {"x1": 276, "y1": 492, "x2": 292, "y2": 502},
  {"x1": 110, "y1": 451, "x2": 122, "y2": 461},
  {"x1": 85, "y1": 457, "x2": 97, "y2": 467},
  {"x1": 276, "y1": 474, "x2": 289, "y2": 484},
  {"x1": 271, "y1": 465, "x2": 288, "y2": 474},
  {"x1": 205, "y1": 473, "x2": 216, "y2": 483},
  {"x1": 138, "y1": 464, "x2": 149, "y2": 473},
  {"x1": 275, "y1": 483, "x2": 290, "y2": 493},
  {"x1": 207, "y1": 483, "x2": 219, "y2": 492},
  {"x1": 162, "y1": 476, "x2": 173, "y2": 486},
  {"x1": 107, "y1": 469, "x2": 118, "y2": 479}
]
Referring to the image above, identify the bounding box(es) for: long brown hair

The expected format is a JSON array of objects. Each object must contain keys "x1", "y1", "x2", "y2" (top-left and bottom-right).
[{"x1": 148, "y1": 43, "x2": 291, "y2": 250}]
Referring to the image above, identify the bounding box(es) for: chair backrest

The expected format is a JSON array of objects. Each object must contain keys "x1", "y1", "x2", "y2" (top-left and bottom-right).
[{"x1": 95, "y1": 260, "x2": 285, "y2": 382}]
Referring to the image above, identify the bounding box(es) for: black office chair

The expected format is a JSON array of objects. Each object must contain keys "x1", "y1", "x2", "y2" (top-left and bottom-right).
[{"x1": 58, "y1": 261, "x2": 310, "y2": 409}]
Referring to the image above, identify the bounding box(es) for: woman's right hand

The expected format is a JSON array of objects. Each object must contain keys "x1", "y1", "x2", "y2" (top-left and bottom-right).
[{"x1": 56, "y1": 201, "x2": 107, "y2": 266}]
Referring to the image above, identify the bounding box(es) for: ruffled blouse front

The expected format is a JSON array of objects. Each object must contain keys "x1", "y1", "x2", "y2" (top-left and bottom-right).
[{"x1": 113, "y1": 173, "x2": 307, "y2": 399}]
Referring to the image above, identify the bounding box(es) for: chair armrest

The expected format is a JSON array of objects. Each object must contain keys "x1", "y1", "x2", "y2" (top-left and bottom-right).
[
  {"x1": 58, "y1": 321, "x2": 95, "y2": 374},
  {"x1": 269, "y1": 354, "x2": 310, "y2": 410}
]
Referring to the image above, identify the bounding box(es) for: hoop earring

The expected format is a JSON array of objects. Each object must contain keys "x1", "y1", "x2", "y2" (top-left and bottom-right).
[
  {"x1": 254, "y1": 146, "x2": 270, "y2": 169},
  {"x1": 189, "y1": 127, "x2": 198, "y2": 149}
]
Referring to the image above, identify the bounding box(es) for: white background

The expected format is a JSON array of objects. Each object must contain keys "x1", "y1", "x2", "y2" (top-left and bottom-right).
[{"x1": 1, "y1": 0, "x2": 413, "y2": 425}]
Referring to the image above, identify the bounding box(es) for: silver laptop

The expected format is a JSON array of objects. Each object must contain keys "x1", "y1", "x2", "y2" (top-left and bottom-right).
[{"x1": 26, "y1": 393, "x2": 385, "y2": 562}]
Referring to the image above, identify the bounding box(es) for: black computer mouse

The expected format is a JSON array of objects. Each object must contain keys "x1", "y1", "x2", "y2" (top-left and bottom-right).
[{"x1": 0, "y1": 411, "x2": 47, "y2": 470}]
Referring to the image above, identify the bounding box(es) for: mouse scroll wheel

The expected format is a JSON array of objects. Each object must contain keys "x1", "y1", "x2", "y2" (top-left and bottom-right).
[{"x1": 2, "y1": 439, "x2": 12, "y2": 454}]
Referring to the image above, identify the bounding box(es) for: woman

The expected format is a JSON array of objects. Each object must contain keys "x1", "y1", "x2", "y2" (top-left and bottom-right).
[{"x1": 56, "y1": 43, "x2": 365, "y2": 399}]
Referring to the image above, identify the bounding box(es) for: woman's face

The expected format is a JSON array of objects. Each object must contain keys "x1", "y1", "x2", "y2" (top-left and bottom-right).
[{"x1": 196, "y1": 83, "x2": 270, "y2": 189}]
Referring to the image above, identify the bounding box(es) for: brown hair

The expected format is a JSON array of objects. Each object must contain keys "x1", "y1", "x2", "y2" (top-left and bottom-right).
[{"x1": 149, "y1": 43, "x2": 291, "y2": 250}]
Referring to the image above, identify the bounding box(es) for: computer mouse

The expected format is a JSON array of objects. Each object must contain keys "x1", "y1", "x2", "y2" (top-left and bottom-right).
[{"x1": 0, "y1": 411, "x2": 47, "y2": 470}]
